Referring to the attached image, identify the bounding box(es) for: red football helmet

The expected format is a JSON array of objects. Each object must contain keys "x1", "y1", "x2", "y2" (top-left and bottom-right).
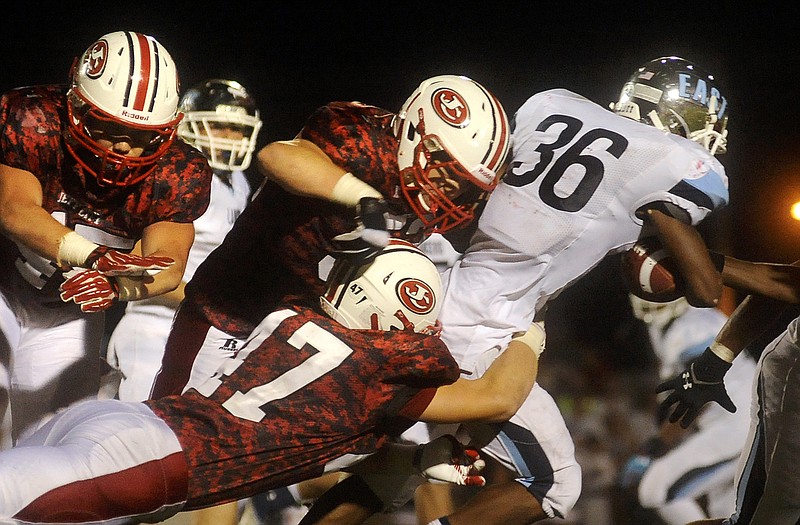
[
  {"x1": 65, "y1": 31, "x2": 183, "y2": 187},
  {"x1": 394, "y1": 75, "x2": 510, "y2": 234}
]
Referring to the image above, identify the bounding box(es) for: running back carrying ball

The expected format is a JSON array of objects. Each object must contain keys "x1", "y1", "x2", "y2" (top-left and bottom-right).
[{"x1": 620, "y1": 237, "x2": 684, "y2": 302}]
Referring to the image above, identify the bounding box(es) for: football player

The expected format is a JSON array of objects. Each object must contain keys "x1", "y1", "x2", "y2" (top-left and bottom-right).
[
  {"x1": 106, "y1": 78, "x2": 261, "y2": 402},
  {"x1": 0, "y1": 241, "x2": 541, "y2": 524},
  {"x1": 616, "y1": 296, "x2": 756, "y2": 524},
  {"x1": 0, "y1": 31, "x2": 212, "y2": 446},
  {"x1": 299, "y1": 57, "x2": 743, "y2": 525},
  {"x1": 150, "y1": 74, "x2": 511, "y2": 398}
]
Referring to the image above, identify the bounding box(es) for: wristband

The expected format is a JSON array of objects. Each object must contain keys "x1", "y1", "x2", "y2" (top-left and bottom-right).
[
  {"x1": 709, "y1": 340, "x2": 735, "y2": 363},
  {"x1": 331, "y1": 172, "x2": 382, "y2": 207},
  {"x1": 56, "y1": 231, "x2": 99, "y2": 268},
  {"x1": 511, "y1": 321, "x2": 546, "y2": 357}
]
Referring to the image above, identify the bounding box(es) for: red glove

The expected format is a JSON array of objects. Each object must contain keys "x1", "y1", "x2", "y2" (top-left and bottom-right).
[
  {"x1": 414, "y1": 435, "x2": 486, "y2": 487},
  {"x1": 85, "y1": 246, "x2": 174, "y2": 276},
  {"x1": 59, "y1": 269, "x2": 119, "y2": 313}
]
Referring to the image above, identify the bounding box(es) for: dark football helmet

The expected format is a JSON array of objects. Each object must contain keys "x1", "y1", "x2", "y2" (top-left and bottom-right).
[
  {"x1": 177, "y1": 79, "x2": 262, "y2": 171},
  {"x1": 612, "y1": 56, "x2": 728, "y2": 155}
]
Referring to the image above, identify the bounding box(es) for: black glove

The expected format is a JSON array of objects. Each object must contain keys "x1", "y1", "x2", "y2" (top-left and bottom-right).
[
  {"x1": 331, "y1": 197, "x2": 389, "y2": 262},
  {"x1": 656, "y1": 347, "x2": 736, "y2": 428}
]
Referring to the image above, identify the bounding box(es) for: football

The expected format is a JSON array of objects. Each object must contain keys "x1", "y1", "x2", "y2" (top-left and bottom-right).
[{"x1": 620, "y1": 237, "x2": 684, "y2": 302}]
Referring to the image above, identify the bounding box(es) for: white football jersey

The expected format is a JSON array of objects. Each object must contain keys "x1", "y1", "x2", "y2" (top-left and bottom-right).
[{"x1": 440, "y1": 89, "x2": 729, "y2": 369}]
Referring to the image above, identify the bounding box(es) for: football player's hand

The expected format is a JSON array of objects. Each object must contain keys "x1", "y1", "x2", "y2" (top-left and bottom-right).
[
  {"x1": 85, "y1": 246, "x2": 174, "y2": 276},
  {"x1": 656, "y1": 347, "x2": 736, "y2": 428},
  {"x1": 414, "y1": 435, "x2": 486, "y2": 487},
  {"x1": 331, "y1": 197, "x2": 390, "y2": 262},
  {"x1": 59, "y1": 269, "x2": 119, "y2": 313}
]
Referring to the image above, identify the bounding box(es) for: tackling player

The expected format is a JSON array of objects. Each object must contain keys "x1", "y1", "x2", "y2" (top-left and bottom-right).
[
  {"x1": 0, "y1": 241, "x2": 541, "y2": 524},
  {"x1": 0, "y1": 31, "x2": 212, "y2": 446},
  {"x1": 150, "y1": 74, "x2": 511, "y2": 398}
]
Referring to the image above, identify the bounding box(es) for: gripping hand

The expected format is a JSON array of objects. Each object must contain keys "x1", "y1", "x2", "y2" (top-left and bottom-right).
[
  {"x1": 60, "y1": 269, "x2": 119, "y2": 313},
  {"x1": 85, "y1": 247, "x2": 174, "y2": 277},
  {"x1": 656, "y1": 347, "x2": 736, "y2": 428},
  {"x1": 331, "y1": 197, "x2": 390, "y2": 262},
  {"x1": 414, "y1": 435, "x2": 486, "y2": 487}
]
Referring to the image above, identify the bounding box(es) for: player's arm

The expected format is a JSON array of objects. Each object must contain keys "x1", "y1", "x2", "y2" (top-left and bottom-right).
[
  {"x1": 656, "y1": 292, "x2": 789, "y2": 428},
  {"x1": 256, "y1": 138, "x2": 381, "y2": 206},
  {"x1": 0, "y1": 163, "x2": 74, "y2": 261},
  {"x1": 720, "y1": 256, "x2": 800, "y2": 304},
  {"x1": 115, "y1": 220, "x2": 193, "y2": 300},
  {"x1": 645, "y1": 207, "x2": 723, "y2": 307},
  {"x1": 418, "y1": 324, "x2": 544, "y2": 423}
]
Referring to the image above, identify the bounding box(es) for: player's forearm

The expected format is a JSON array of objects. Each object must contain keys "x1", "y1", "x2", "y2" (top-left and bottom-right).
[
  {"x1": 714, "y1": 293, "x2": 788, "y2": 358},
  {"x1": 256, "y1": 139, "x2": 380, "y2": 205},
  {"x1": 421, "y1": 338, "x2": 539, "y2": 423},
  {"x1": 647, "y1": 208, "x2": 723, "y2": 307},
  {"x1": 721, "y1": 256, "x2": 800, "y2": 304}
]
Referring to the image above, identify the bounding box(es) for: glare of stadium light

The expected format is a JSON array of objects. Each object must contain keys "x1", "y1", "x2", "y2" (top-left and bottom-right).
[{"x1": 791, "y1": 201, "x2": 800, "y2": 221}]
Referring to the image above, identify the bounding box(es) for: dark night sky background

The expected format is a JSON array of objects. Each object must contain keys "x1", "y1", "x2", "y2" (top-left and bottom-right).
[{"x1": 4, "y1": 2, "x2": 800, "y2": 369}]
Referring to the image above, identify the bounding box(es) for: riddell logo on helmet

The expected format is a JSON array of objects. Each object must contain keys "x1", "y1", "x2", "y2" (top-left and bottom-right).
[
  {"x1": 396, "y1": 278, "x2": 436, "y2": 314},
  {"x1": 121, "y1": 110, "x2": 151, "y2": 122},
  {"x1": 431, "y1": 88, "x2": 469, "y2": 128},
  {"x1": 84, "y1": 40, "x2": 108, "y2": 79}
]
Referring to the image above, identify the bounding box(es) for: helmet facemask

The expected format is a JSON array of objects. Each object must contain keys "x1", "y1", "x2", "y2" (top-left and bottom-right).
[
  {"x1": 66, "y1": 90, "x2": 179, "y2": 186},
  {"x1": 179, "y1": 111, "x2": 261, "y2": 171},
  {"x1": 177, "y1": 79, "x2": 262, "y2": 172},
  {"x1": 398, "y1": 126, "x2": 488, "y2": 234}
]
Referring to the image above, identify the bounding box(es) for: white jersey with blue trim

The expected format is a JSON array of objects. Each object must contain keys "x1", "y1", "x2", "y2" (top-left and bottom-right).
[{"x1": 440, "y1": 88, "x2": 728, "y2": 370}]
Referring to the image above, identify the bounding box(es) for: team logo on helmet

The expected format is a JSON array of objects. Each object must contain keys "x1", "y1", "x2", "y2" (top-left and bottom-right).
[
  {"x1": 431, "y1": 88, "x2": 469, "y2": 128},
  {"x1": 396, "y1": 278, "x2": 436, "y2": 314},
  {"x1": 84, "y1": 39, "x2": 109, "y2": 79}
]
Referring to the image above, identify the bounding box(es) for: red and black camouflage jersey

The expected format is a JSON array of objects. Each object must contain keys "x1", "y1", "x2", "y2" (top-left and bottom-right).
[
  {"x1": 0, "y1": 85, "x2": 212, "y2": 302},
  {"x1": 146, "y1": 305, "x2": 459, "y2": 509},
  {"x1": 183, "y1": 101, "x2": 415, "y2": 337}
]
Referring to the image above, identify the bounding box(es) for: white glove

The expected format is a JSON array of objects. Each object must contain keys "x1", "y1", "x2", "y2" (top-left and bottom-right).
[{"x1": 414, "y1": 435, "x2": 486, "y2": 487}]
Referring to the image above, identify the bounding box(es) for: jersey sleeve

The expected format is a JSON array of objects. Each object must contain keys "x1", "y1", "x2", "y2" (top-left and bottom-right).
[
  {"x1": 634, "y1": 143, "x2": 729, "y2": 226},
  {"x1": 368, "y1": 330, "x2": 460, "y2": 388},
  {"x1": 149, "y1": 140, "x2": 214, "y2": 224}
]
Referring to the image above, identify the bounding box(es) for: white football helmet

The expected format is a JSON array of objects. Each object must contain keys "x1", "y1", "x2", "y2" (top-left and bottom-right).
[
  {"x1": 629, "y1": 294, "x2": 690, "y2": 327},
  {"x1": 321, "y1": 240, "x2": 442, "y2": 333},
  {"x1": 394, "y1": 75, "x2": 510, "y2": 234},
  {"x1": 177, "y1": 79, "x2": 262, "y2": 172},
  {"x1": 65, "y1": 31, "x2": 182, "y2": 186},
  {"x1": 612, "y1": 56, "x2": 728, "y2": 155}
]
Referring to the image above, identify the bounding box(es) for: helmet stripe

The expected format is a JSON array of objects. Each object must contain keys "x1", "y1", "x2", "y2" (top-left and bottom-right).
[
  {"x1": 486, "y1": 93, "x2": 509, "y2": 172},
  {"x1": 122, "y1": 32, "x2": 135, "y2": 109},
  {"x1": 132, "y1": 32, "x2": 153, "y2": 112},
  {"x1": 472, "y1": 82, "x2": 509, "y2": 173},
  {"x1": 149, "y1": 42, "x2": 161, "y2": 113}
]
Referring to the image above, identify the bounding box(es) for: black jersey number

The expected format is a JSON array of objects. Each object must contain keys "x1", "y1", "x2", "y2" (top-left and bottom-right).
[{"x1": 505, "y1": 114, "x2": 628, "y2": 212}]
